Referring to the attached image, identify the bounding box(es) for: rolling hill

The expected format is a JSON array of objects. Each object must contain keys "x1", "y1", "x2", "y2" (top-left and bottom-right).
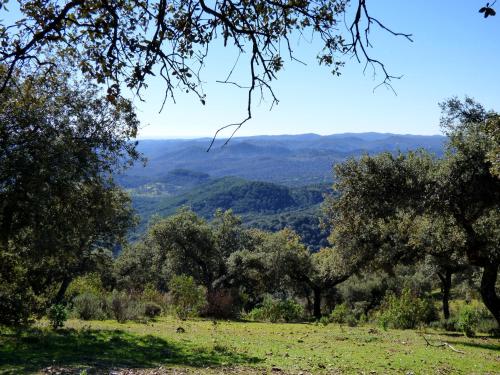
[
  {"x1": 124, "y1": 133, "x2": 445, "y2": 186},
  {"x1": 123, "y1": 133, "x2": 446, "y2": 249}
]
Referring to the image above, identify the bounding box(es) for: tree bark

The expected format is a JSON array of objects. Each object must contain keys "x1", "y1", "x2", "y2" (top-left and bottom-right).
[
  {"x1": 313, "y1": 287, "x2": 322, "y2": 319},
  {"x1": 305, "y1": 293, "x2": 313, "y2": 316},
  {"x1": 480, "y1": 263, "x2": 500, "y2": 327},
  {"x1": 53, "y1": 277, "x2": 72, "y2": 305},
  {"x1": 437, "y1": 270, "x2": 452, "y2": 320}
]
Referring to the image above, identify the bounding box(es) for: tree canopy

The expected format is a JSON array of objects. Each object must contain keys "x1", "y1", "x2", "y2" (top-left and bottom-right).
[
  {"x1": 323, "y1": 97, "x2": 500, "y2": 326},
  {"x1": 0, "y1": 65, "x2": 139, "y2": 325},
  {"x1": 0, "y1": 0, "x2": 417, "y2": 143}
]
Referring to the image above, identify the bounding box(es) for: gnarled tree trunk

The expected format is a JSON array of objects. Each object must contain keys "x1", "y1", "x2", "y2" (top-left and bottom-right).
[
  {"x1": 480, "y1": 262, "x2": 500, "y2": 327},
  {"x1": 53, "y1": 276, "x2": 72, "y2": 305}
]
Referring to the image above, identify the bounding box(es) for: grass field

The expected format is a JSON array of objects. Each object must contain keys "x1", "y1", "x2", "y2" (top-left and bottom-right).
[{"x1": 1, "y1": 318, "x2": 499, "y2": 374}]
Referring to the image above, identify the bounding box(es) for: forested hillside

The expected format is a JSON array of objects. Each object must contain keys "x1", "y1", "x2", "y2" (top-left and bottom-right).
[
  {"x1": 125, "y1": 133, "x2": 445, "y2": 248},
  {"x1": 130, "y1": 176, "x2": 329, "y2": 250},
  {"x1": 124, "y1": 133, "x2": 445, "y2": 186}
]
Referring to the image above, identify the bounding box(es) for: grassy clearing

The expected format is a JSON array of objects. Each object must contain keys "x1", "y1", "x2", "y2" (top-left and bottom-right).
[{"x1": 0, "y1": 317, "x2": 499, "y2": 374}]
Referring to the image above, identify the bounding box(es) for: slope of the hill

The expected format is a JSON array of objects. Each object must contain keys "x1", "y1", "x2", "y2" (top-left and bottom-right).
[
  {"x1": 125, "y1": 133, "x2": 445, "y2": 186},
  {"x1": 124, "y1": 133, "x2": 445, "y2": 249}
]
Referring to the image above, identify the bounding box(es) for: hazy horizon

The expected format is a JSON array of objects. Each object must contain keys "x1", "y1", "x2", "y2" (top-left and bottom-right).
[
  {"x1": 135, "y1": 130, "x2": 446, "y2": 141},
  {"x1": 131, "y1": 1, "x2": 499, "y2": 139}
]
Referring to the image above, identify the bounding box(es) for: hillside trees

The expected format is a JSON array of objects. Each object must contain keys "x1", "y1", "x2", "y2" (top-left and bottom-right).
[
  {"x1": 0, "y1": 66, "x2": 139, "y2": 325},
  {"x1": 324, "y1": 98, "x2": 500, "y2": 325},
  {"x1": 408, "y1": 215, "x2": 470, "y2": 319},
  {"x1": 437, "y1": 98, "x2": 500, "y2": 325},
  {"x1": 115, "y1": 207, "x2": 340, "y2": 316},
  {"x1": 409, "y1": 215, "x2": 471, "y2": 319}
]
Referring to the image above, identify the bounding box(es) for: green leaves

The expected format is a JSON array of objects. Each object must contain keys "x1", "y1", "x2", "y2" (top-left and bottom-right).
[{"x1": 0, "y1": 66, "x2": 138, "y2": 325}]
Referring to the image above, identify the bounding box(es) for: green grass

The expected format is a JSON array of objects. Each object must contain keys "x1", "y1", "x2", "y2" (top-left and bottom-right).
[{"x1": 1, "y1": 317, "x2": 499, "y2": 374}]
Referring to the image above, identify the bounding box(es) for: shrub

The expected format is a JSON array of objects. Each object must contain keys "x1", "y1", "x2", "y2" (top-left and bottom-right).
[
  {"x1": 168, "y1": 275, "x2": 206, "y2": 320},
  {"x1": 144, "y1": 302, "x2": 162, "y2": 318},
  {"x1": 330, "y1": 303, "x2": 350, "y2": 324},
  {"x1": 346, "y1": 314, "x2": 358, "y2": 327},
  {"x1": 203, "y1": 289, "x2": 239, "y2": 319},
  {"x1": 338, "y1": 273, "x2": 389, "y2": 314},
  {"x1": 65, "y1": 273, "x2": 105, "y2": 303},
  {"x1": 378, "y1": 288, "x2": 437, "y2": 330},
  {"x1": 457, "y1": 304, "x2": 480, "y2": 337},
  {"x1": 73, "y1": 293, "x2": 107, "y2": 320},
  {"x1": 319, "y1": 316, "x2": 330, "y2": 326},
  {"x1": 47, "y1": 304, "x2": 67, "y2": 329},
  {"x1": 141, "y1": 283, "x2": 169, "y2": 309},
  {"x1": 247, "y1": 296, "x2": 303, "y2": 323},
  {"x1": 330, "y1": 303, "x2": 359, "y2": 326},
  {"x1": 107, "y1": 290, "x2": 145, "y2": 323},
  {"x1": 0, "y1": 253, "x2": 39, "y2": 326},
  {"x1": 430, "y1": 318, "x2": 458, "y2": 332}
]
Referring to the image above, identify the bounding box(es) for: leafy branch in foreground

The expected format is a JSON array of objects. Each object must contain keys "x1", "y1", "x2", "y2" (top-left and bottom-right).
[{"x1": 0, "y1": 1, "x2": 413, "y2": 145}]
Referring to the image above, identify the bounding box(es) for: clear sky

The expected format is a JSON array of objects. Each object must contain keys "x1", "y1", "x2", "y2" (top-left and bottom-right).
[
  {"x1": 134, "y1": 0, "x2": 500, "y2": 139},
  {"x1": 2, "y1": 1, "x2": 499, "y2": 139}
]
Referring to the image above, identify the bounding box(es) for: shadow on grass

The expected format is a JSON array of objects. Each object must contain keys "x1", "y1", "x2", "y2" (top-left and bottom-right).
[
  {"x1": 456, "y1": 340, "x2": 500, "y2": 352},
  {"x1": 426, "y1": 331, "x2": 464, "y2": 338},
  {"x1": 0, "y1": 327, "x2": 262, "y2": 374},
  {"x1": 424, "y1": 331, "x2": 500, "y2": 352}
]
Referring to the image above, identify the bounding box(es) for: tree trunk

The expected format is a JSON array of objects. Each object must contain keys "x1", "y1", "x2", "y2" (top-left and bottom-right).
[
  {"x1": 53, "y1": 277, "x2": 72, "y2": 305},
  {"x1": 313, "y1": 287, "x2": 322, "y2": 319},
  {"x1": 437, "y1": 270, "x2": 452, "y2": 320},
  {"x1": 305, "y1": 293, "x2": 313, "y2": 316},
  {"x1": 480, "y1": 263, "x2": 500, "y2": 327}
]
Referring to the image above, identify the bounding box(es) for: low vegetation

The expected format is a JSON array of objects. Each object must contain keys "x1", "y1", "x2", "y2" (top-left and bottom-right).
[{"x1": 1, "y1": 318, "x2": 498, "y2": 374}]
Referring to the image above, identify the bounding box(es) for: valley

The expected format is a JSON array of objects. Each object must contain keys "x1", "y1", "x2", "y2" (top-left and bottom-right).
[{"x1": 123, "y1": 133, "x2": 445, "y2": 249}]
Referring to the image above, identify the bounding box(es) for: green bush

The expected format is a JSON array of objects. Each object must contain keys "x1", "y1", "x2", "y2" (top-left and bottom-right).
[
  {"x1": 449, "y1": 299, "x2": 497, "y2": 335},
  {"x1": 141, "y1": 283, "x2": 169, "y2": 309},
  {"x1": 330, "y1": 303, "x2": 359, "y2": 326},
  {"x1": 0, "y1": 253, "x2": 39, "y2": 326},
  {"x1": 47, "y1": 304, "x2": 67, "y2": 329},
  {"x1": 107, "y1": 290, "x2": 145, "y2": 323},
  {"x1": 247, "y1": 296, "x2": 303, "y2": 323},
  {"x1": 144, "y1": 302, "x2": 162, "y2": 318},
  {"x1": 168, "y1": 275, "x2": 206, "y2": 320},
  {"x1": 378, "y1": 288, "x2": 437, "y2": 330},
  {"x1": 457, "y1": 304, "x2": 480, "y2": 337},
  {"x1": 319, "y1": 316, "x2": 330, "y2": 326},
  {"x1": 346, "y1": 314, "x2": 358, "y2": 327},
  {"x1": 338, "y1": 273, "x2": 389, "y2": 314},
  {"x1": 73, "y1": 292, "x2": 107, "y2": 320},
  {"x1": 429, "y1": 318, "x2": 458, "y2": 332},
  {"x1": 330, "y1": 303, "x2": 349, "y2": 324},
  {"x1": 65, "y1": 273, "x2": 105, "y2": 303}
]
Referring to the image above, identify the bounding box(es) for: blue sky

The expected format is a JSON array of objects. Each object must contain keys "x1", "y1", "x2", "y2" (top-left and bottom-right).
[
  {"x1": 135, "y1": 1, "x2": 500, "y2": 139},
  {"x1": 2, "y1": 1, "x2": 499, "y2": 138}
]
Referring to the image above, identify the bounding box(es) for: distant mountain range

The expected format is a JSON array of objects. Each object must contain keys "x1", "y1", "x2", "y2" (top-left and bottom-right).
[
  {"x1": 120, "y1": 133, "x2": 445, "y2": 187},
  {"x1": 122, "y1": 133, "x2": 446, "y2": 249}
]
